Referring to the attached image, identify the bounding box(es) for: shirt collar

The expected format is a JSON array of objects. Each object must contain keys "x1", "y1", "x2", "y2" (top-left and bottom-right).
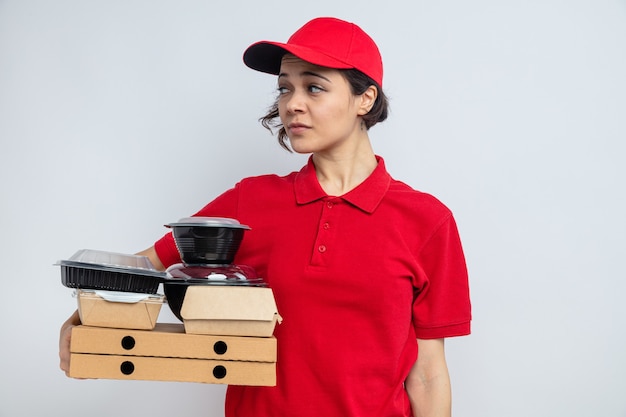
[{"x1": 294, "y1": 155, "x2": 391, "y2": 214}]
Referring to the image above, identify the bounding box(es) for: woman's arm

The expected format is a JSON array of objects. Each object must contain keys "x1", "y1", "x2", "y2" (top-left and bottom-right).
[
  {"x1": 135, "y1": 246, "x2": 165, "y2": 271},
  {"x1": 405, "y1": 338, "x2": 451, "y2": 417}
]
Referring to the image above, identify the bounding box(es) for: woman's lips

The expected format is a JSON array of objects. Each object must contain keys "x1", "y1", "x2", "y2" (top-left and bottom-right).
[{"x1": 287, "y1": 123, "x2": 310, "y2": 135}]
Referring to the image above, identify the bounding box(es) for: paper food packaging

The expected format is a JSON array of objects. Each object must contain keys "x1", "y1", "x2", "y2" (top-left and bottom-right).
[
  {"x1": 70, "y1": 323, "x2": 277, "y2": 362},
  {"x1": 76, "y1": 289, "x2": 163, "y2": 330},
  {"x1": 69, "y1": 324, "x2": 277, "y2": 386},
  {"x1": 69, "y1": 354, "x2": 276, "y2": 386},
  {"x1": 180, "y1": 286, "x2": 282, "y2": 337}
]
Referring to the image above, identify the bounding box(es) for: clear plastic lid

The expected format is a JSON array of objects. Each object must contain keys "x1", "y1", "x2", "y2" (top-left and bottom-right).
[
  {"x1": 57, "y1": 249, "x2": 166, "y2": 278},
  {"x1": 64, "y1": 249, "x2": 156, "y2": 269},
  {"x1": 76, "y1": 289, "x2": 164, "y2": 303},
  {"x1": 165, "y1": 263, "x2": 266, "y2": 286},
  {"x1": 165, "y1": 217, "x2": 250, "y2": 229}
]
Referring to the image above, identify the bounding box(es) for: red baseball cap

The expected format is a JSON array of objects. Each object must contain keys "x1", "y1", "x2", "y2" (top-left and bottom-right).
[{"x1": 243, "y1": 17, "x2": 383, "y2": 87}]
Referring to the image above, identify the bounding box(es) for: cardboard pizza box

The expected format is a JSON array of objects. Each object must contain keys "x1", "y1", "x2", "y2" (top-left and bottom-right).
[
  {"x1": 70, "y1": 324, "x2": 277, "y2": 362},
  {"x1": 69, "y1": 353, "x2": 276, "y2": 386}
]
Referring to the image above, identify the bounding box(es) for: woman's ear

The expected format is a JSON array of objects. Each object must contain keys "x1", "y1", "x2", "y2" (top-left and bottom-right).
[{"x1": 357, "y1": 85, "x2": 378, "y2": 116}]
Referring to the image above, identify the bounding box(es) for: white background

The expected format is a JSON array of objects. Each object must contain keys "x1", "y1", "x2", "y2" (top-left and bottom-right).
[{"x1": 1, "y1": 1, "x2": 625, "y2": 416}]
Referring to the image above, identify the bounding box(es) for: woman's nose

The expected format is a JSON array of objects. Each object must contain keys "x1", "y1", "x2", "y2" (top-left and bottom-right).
[{"x1": 285, "y1": 90, "x2": 306, "y2": 113}]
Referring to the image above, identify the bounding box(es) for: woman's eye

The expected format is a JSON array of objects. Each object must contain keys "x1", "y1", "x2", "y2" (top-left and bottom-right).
[
  {"x1": 277, "y1": 86, "x2": 289, "y2": 95},
  {"x1": 309, "y1": 85, "x2": 323, "y2": 93}
]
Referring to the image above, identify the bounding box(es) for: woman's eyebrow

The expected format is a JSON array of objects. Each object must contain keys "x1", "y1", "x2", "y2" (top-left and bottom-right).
[{"x1": 278, "y1": 71, "x2": 332, "y2": 83}]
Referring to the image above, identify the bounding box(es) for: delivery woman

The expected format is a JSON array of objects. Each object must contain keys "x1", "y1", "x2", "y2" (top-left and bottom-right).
[{"x1": 60, "y1": 17, "x2": 471, "y2": 417}]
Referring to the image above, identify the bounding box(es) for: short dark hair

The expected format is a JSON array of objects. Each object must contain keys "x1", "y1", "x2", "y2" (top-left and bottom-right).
[{"x1": 260, "y1": 69, "x2": 390, "y2": 152}]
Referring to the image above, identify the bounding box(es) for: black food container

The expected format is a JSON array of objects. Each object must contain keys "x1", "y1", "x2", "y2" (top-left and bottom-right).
[
  {"x1": 165, "y1": 217, "x2": 250, "y2": 265},
  {"x1": 58, "y1": 249, "x2": 166, "y2": 294}
]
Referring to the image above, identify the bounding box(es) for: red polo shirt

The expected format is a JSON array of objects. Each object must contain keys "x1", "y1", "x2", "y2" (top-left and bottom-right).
[{"x1": 154, "y1": 156, "x2": 471, "y2": 417}]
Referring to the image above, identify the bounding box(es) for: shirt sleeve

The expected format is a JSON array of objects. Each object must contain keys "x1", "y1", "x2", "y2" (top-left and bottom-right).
[
  {"x1": 153, "y1": 184, "x2": 241, "y2": 268},
  {"x1": 412, "y1": 213, "x2": 472, "y2": 339}
]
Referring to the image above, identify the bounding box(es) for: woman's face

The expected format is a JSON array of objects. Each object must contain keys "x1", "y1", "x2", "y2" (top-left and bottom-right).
[{"x1": 277, "y1": 55, "x2": 371, "y2": 155}]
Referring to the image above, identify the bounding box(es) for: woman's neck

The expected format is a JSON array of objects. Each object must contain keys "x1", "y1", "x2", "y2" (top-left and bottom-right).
[{"x1": 312, "y1": 141, "x2": 378, "y2": 196}]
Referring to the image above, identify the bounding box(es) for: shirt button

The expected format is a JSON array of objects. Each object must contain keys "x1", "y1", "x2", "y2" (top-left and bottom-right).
[
  {"x1": 323, "y1": 222, "x2": 330, "y2": 230},
  {"x1": 318, "y1": 245, "x2": 327, "y2": 253},
  {"x1": 326, "y1": 202, "x2": 333, "y2": 209}
]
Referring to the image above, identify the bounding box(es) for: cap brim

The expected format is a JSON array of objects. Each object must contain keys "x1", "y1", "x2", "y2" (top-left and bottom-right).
[{"x1": 243, "y1": 41, "x2": 352, "y2": 76}]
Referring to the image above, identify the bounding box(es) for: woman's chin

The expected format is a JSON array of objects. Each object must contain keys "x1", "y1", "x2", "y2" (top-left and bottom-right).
[{"x1": 287, "y1": 139, "x2": 315, "y2": 155}]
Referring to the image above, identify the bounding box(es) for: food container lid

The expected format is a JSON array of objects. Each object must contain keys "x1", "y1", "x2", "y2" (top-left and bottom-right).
[
  {"x1": 165, "y1": 263, "x2": 266, "y2": 286},
  {"x1": 56, "y1": 249, "x2": 166, "y2": 279},
  {"x1": 76, "y1": 289, "x2": 165, "y2": 303},
  {"x1": 165, "y1": 217, "x2": 250, "y2": 230}
]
